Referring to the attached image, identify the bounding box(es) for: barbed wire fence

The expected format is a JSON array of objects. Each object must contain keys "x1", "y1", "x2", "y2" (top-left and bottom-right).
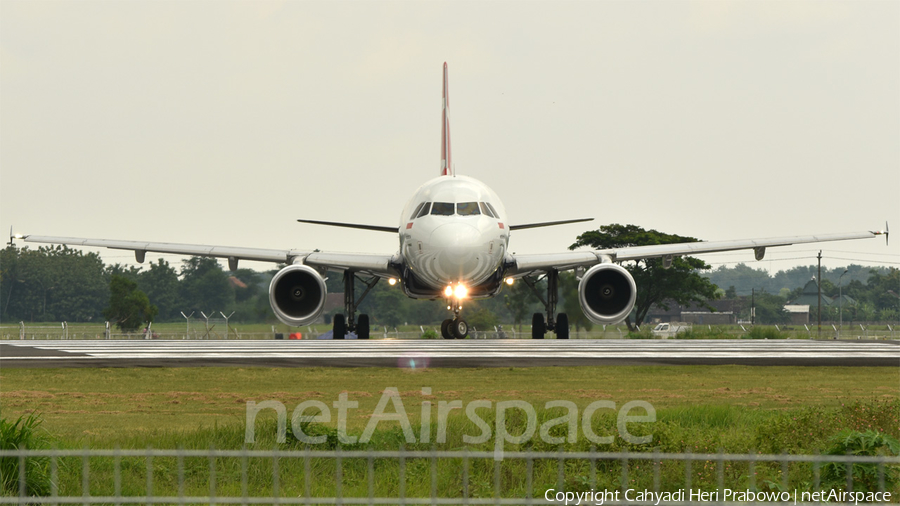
[{"x1": 2, "y1": 322, "x2": 897, "y2": 341}]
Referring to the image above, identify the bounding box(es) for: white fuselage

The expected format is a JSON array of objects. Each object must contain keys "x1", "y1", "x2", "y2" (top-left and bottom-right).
[{"x1": 398, "y1": 175, "x2": 510, "y2": 296}]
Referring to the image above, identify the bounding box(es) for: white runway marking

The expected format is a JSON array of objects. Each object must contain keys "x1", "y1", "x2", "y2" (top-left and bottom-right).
[{"x1": 2, "y1": 339, "x2": 898, "y2": 364}]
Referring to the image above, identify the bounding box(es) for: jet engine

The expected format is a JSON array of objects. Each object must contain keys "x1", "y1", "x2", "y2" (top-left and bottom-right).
[
  {"x1": 578, "y1": 263, "x2": 637, "y2": 325},
  {"x1": 268, "y1": 264, "x2": 327, "y2": 327}
]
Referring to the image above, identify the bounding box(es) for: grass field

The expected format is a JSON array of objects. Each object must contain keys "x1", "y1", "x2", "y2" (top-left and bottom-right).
[
  {"x1": 2, "y1": 366, "x2": 898, "y2": 499},
  {"x1": 2, "y1": 366, "x2": 897, "y2": 444}
]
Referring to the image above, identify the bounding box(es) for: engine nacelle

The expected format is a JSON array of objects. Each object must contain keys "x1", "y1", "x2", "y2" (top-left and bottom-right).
[
  {"x1": 578, "y1": 263, "x2": 637, "y2": 325},
  {"x1": 268, "y1": 264, "x2": 327, "y2": 327}
]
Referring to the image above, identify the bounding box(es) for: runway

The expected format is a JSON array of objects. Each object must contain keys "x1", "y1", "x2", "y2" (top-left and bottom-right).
[{"x1": 1, "y1": 339, "x2": 897, "y2": 367}]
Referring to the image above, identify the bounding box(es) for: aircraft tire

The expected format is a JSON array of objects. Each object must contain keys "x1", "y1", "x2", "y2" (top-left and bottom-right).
[
  {"x1": 556, "y1": 313, "x2": 569, "y2": 339},
  {"x1": 441, "y1": 319, "x2": 453, "y2": 339},
  {"x1": 531, "y1": 313, "x2": 545, "y2": 339},
  {"x1": 451, "y1": 318, "x2": 469, "y2": 339},
  {"x1": 333, "y1": 314, "x2": 346, "y2": 339},
  {"x1": 357, "y1": 314, "x2": 370, "y2": 339}
]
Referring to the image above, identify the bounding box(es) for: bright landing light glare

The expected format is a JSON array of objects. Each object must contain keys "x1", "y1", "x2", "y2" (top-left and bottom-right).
[{"x1": 445, "y1": 283, "x2": 468, "y2": 299}]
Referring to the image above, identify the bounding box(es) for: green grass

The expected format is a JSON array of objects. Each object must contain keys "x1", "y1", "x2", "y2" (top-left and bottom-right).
[
  {"x1": 0, "y1": 412, "x2": 52, "y2": 496},
  {"x1": 4, "y1": 401, "x2": 898, "y2": 500},
  {"x1": 1, "y1": 366, "x2": 897, "y2": 443},
  {"x1": 2, "y1": 366, "x2": 897, "y2": 499}
]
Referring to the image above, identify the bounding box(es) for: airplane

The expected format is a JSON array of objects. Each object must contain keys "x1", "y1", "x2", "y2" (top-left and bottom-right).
[{"x1": 15, "y1": 63, "x2": 888, "y2": 340}]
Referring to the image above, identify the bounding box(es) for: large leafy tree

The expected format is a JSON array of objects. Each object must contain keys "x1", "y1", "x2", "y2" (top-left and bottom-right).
[
  {"x1": 503, "y1": 279, "x2": 542, "y2": 332},
  {"x1": 104, "y1": 274, "x2": 158, "y2": 331},
  {"x1": 179, "y1": 257, "x2": 233, "y2": 314},
  {"x1": 139, "y1": 259, "x2": 180, "y2": 321},
  {"x1": 559, "y1": 272, "x2": 593, "y2": 333},
  {"x1": 1, "y1": 245, "x2": 107, "y2": 322},
  {"x1": 570, "y1": 224, "x2": 720, "y2": 331}
]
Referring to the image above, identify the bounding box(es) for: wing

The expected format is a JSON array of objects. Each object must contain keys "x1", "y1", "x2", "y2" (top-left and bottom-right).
[
  {"x1": 508, "y1": 218, "x2": 593, "y2": 231},
  {"x1": 508, "y1": 230, "x2": 885, "y2": 276},
  {"x1": 20, "y1": 235, "x2": 399, "y2": 277}
]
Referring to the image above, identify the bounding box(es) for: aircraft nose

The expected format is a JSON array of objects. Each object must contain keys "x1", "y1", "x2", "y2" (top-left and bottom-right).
[{"x1": 430, "y1": 223, "x2": 481, "y2": 277}]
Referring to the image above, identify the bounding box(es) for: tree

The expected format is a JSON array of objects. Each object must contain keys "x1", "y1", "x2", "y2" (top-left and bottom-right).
[
  {"x1": 466, "y1": 306, "x2": 499, "y2": 330},
  {"x1": 503, "y1": 279, "x2": 542, "y2": 331},
  {"x1": 751, "y1": 291, "x2": 790, "y2": 324},
  {"x1": 138, "y1": 259, "x2": 180, "y2": 321},
  {"x1": 559, "y1": 272, "x2": 592, "y2": 333},
  {"x1": 179, "y1": 257, "x2": 233, "y2": 314},
  {"x1": 368, "y1": 288, "x2": 405, "y2": 328},
  {"x1": 104, "y1": 274, "x2": 158, "y2": 332},
  {"x1": 2, "y1": 245, "x2": 107, "y2": 322},
  {"x1": 570, "y1": 224, "x2": 720, "y2": 331}
]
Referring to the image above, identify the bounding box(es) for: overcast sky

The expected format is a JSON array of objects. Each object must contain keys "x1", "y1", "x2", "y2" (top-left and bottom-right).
[{"x1": 2, "y1": 0, "x2": 898, "y2": 276}]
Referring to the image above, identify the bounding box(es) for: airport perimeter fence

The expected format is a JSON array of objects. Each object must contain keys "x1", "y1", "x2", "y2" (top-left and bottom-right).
[
  {"x1": 0, "y1": 448, "x2": 897, "y2": 505},
  {"x1": 2, "y1": 323, "x2": 898, "y2": 341}
]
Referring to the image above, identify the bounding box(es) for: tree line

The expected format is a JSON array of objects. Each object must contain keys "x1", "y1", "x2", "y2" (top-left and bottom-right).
[
  {"x1": 2, "y1": 226, "x2": 896, "y2": 330},
  {"x1": 705, "y1": 263, "x2": 898, "y2": 324},
  {"x1": 0, "y1": 244, "x2": 542, "y2": 330}
]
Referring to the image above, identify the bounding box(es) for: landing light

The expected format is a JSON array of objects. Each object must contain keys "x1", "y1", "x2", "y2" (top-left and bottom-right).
[
  {"x1": 388, "y1": 278, "x2": 397, "y2": 286},
  {"x1": 444, "y1": 285, "x2": 453, "y2": 297},
  {"x1": 505, "y1": 277, "x2": 514, "y2": 286},
  {"x1": 454, "y1": 284, "x2": 468, "y2": 299}
]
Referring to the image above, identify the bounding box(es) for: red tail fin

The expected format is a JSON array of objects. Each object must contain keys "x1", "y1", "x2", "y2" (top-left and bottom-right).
[{"x1": 440, "y1": 62, "x2": 452, "y2": 176}]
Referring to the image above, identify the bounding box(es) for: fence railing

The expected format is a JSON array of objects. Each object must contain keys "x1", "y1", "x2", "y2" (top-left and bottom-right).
[
  {"x1": 1, "y1": 323, "x2": 898, "y2": 341},
  {"x1": 1, "y1": 448, "x2": 897, "y2": 505}
]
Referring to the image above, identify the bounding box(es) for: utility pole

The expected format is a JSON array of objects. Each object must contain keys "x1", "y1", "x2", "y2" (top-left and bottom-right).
[
  {"x1": 839, "y1": 269, "x2": 848, "y2": 336},
  {"x1": 751, "y1": 288, "x2": 755, "y2": 325},
  {"x1": 817, "y1": 250, "x2": 822, "y2": 338}
]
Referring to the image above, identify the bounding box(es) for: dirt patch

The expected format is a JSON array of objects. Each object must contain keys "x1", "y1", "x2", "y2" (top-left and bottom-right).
[{"x1": 2, "y1": 390, "x2": 56, "y2": 399}]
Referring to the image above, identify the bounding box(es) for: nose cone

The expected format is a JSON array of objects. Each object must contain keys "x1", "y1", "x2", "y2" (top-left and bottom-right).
[{"x1": 430, "y1": 223, "x2": 481, "y2": 279}]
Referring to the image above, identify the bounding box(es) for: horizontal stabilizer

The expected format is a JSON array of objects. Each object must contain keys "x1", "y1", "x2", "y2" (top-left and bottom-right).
[
  {"x1": 508, "y1": 218, "x2": 594, "y2": 231},
  {"x1": 297, "y1": 219, "x2": 399, "y2": 233}
]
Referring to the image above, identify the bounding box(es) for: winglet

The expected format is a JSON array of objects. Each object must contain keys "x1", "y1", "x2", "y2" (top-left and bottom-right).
[
  {"x1": 870, "y1": 222, "x2": 889, "y2": 245},
  {"x1": 440, "y1": 62, "x2": 452, "y2": 176},
  {"x1": 7, "y1": 227, "x2": 23, "y2": 247}
]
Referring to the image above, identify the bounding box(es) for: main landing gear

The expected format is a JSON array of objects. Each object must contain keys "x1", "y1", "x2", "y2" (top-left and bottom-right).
[
  {"x1": 521, "y1": 269, "x2": 569, "y2": 340},
  {"x1": 332, "y1": 270, "x2": 378, "y2": 340},
  {"x1": 440, "y1": 296, "x2": 468, "y2": 339}
]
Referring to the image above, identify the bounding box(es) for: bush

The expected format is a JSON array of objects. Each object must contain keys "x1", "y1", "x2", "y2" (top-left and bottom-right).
[
  {"x1": 626, "y1": 328, "x2": 653, "y2": 339},
  {"x1": 0, "y1": 412, "x2": 52, "y2": 496},
  {"x1": 744, "y1": 326, "x2": 786, "y2": 339},
  {"x1": 821, "y1": 430, "x2": 899, "y2": 492}
]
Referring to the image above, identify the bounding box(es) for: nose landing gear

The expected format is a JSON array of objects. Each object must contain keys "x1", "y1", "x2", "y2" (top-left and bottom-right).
[
  {"x1": 441, "y1": 317, "x2": 468, "y2": 339},
  {"x1": 440, "y1": 295, "x2": 468, "y2": 339}
]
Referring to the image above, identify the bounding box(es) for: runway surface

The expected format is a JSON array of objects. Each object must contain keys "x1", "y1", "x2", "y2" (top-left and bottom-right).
[{"x1": 1, "y1": 339, "x2": 898, "y2": 367}]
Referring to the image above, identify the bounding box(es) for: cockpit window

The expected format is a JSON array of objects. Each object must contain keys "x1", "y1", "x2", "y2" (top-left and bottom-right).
[
  {"x1": 457, "y1": 202, "x2": 480, "y2": 216},
  {"x1": 409, "y1": 202, "x2": 426, "y2": 220},
  {"x1": 479, "y1": 202, "x2": 495, "y2": 218},
  {"x1": 430, "y1": 202, "x2": 455, "y2": 216},
  {"x1": 484, "y1": 202, "x2": 500, "y2": 218},
  {"x1": 416, "y1": 202, "x2": 432, "y2": 218}
]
